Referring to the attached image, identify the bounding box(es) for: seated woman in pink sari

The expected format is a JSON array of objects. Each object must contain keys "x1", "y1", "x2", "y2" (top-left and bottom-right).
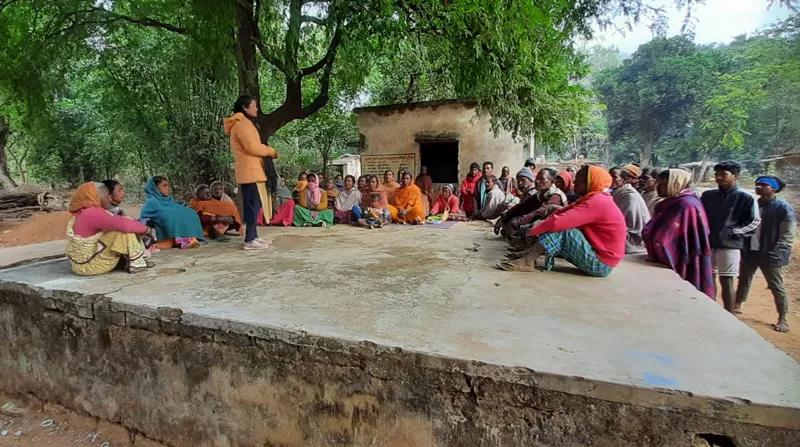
[
  {"x1": 430, "y1": 184, "x2": 461, "y2": 215},
  {"x1": 269, "y1": 175, "x2": 301, "y2": 226},
  {"x1": 67, "y1": 182, "x2": 153, "y2": 275},
  {"x1": 643, "y1": 169, "x2": 715, "y2": 298}
]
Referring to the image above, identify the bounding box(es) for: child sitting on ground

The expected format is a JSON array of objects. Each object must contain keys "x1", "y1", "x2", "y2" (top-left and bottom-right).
[{"x1": 355, "y1": 194, "x2": 392, "y2": 229}]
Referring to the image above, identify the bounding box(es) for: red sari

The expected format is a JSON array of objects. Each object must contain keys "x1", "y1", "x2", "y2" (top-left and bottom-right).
[{"x1": 460, "y1": 173, "x2": 482, "y2": 216}]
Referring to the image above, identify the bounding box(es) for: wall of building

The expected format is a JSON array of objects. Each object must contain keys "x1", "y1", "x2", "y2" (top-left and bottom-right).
[
  {"x1": 775, "y1": 157, "x2": 800, "y2": 184},
  {"x1": 357, "y1": 103, "x2": 527, "y2": 182},
  {"x1": 2, "y1": 283, "x2": 798, "y2": 447}
]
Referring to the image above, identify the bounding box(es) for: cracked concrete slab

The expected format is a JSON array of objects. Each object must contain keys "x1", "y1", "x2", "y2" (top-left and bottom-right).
[{"x1": 1, "y1": 223, "x2": 799, "y2": 435}]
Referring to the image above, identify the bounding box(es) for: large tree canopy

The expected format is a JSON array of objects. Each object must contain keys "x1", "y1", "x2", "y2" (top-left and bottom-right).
[
  {"x1": 592, "y1": 13, "x2": 800, "y2": 173},
  {"x1": 1, "y1": 0, "x2": 797, "y2": 189},
  {"x1": 3, "y1": 1, "x2": 738, "y2": 139}
]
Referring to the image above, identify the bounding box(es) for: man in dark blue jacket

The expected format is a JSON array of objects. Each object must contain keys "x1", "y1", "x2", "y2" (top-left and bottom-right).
[
  {"x1": 701, "y1": 161, "x2": 760, "y2": 313},
  {"x1": 736, "y1": 175, "x2": 796, "y2": 332}
]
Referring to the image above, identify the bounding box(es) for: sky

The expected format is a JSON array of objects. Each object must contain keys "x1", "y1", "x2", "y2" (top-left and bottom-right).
[{"x1": 590, "y1": 0, "x2": 793, "y2": 55}]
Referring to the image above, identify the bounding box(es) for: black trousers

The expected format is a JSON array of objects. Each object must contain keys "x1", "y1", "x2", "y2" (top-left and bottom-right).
[{"x1": 240, "y1": 183, "x2": 262, "y2": 242}]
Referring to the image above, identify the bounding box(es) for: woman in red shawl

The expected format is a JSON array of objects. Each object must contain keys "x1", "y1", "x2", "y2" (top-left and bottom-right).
[
  {"x1": 460, "y1": 162, "x2": 482, "y2": 216},
  {"x1": 643, "y1": 169, "x2": 715, "y2": 298}
]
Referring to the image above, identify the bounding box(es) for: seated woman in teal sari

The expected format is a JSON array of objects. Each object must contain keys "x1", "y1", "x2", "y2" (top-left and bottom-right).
[
  {"x1": 140, "y1": 176, "x2": 205, "y2": 249},
  {"x1": 293, "y1": 173, "x2": 334, "y2": 227}
]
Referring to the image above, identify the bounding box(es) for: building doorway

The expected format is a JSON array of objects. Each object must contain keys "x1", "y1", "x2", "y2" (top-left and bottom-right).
[{"x1": 418, "y1": 141, "x2": 459, "y2": 184}]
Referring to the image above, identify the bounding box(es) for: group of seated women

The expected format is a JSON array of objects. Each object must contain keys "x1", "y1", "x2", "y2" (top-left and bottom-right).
[
  {"x1": 66, "y1": 176, "x2": 242, "y2": 276},
  {"x1": 266, "y1": 161, "x2": 581, "y2": 230},
  {"x1": 269, "y1": 170, "x2": 428, "y2": 228},
  {"x1": 67, "y1": 163, "x2": 711, "y2": 298}
]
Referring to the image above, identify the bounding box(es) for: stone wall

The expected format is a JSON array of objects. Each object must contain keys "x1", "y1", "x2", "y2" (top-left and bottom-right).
[
  {"x1": 1, "y1": 283, "x2": 799, "y2": 447},
  {"x1": 357, "y1": 102, "x2": 527, "y2": 182},
  {"x1": 775, "y1": 156, "x2": 800, "y2": 184}
]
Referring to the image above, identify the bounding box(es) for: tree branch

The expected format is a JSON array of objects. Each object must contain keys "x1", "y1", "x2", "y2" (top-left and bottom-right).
[
  {"x1": 91, "y1": 8, "x2": 188, "y2": 34},
  {"x1": 254, "y1": 40, "x2": 287, "y2": 74},
  {"x1": 285, "y1": 0, "x2": 302, "y2": 76},
  {"x1": 235, "y1": 0, "x2": 286, "y2": 73},
  {"x1": 301, "y1": 15, "x2": 328, "y2": 26},
  {"x1": 299, "y1": 50, "x2": 335, "y2": 118},
  {"x1": 300, "y1": 26, "x2": 342, "y2": 76}
]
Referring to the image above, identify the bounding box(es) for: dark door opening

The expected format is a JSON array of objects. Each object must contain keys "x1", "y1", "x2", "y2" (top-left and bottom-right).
[{"x1": 419, "y1": 141, "x2": 459, "y2": 184}]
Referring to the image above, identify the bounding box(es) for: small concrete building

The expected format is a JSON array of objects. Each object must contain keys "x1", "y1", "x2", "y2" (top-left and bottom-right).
[
  {"x1": 763, "y1": 152, "x2": 800, "y2": 184},
  {"x1": 353, "y1": 100, "x2": 528, "y2": 186},
  {"x1": 330, "y1": 153, "x2": 361, "y2": 179}
]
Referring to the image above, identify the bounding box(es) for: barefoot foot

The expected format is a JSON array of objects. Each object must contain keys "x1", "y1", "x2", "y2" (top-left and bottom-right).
[
  {"x1": 733, "y1": 302, "x2": 743, "y2": 314},
  {"x1": 495, "y1": 259, "x2": 537, "y2": 272}
]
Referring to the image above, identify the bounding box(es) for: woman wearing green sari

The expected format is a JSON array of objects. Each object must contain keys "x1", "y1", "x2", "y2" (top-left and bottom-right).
[{"x1": 293, "y1": 173, "x2": 334, "y2": 227}]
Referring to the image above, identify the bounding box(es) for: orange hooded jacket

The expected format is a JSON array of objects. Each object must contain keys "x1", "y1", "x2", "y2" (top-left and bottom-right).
[{"x1": 223, "y1": 113, "x2": 278, "y2": 185}]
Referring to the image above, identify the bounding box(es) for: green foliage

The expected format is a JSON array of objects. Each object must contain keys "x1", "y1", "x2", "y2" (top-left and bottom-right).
[
  {"x1": 595, "y1": 36, "x2": 721, "y2": 164},
  {"x1": 1, "y1": 0, "x2": 796, "y2": 191},
  {"x1": 594, "y1": 15, "x2": 800, "y2": 171}
]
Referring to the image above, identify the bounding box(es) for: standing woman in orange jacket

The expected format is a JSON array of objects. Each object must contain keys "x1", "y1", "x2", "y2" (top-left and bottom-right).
[{"x1": 223, "y1": 95, "x2": 279, "y2": 250}]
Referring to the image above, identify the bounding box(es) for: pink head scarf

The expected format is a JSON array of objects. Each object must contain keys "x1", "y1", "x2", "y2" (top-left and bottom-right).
[{"x1": 307, "y1": 175, "x2": 322, "y2": 206}]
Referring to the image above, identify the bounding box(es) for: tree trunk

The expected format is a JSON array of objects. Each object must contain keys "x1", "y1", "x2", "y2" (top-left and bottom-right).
[
  {"x1": 0, "y1": 117, "x2": 19, "y2": 190},
  {"x1": 233, "y1": 0, "x2": 335, "y2": 145},
  {"x1": 697, "y1": 148, "x2": 715, "y2": 184},
  {"x1": 641, "y1": 139, "x2": 654, "y2": 166},
  {"x1": 528, "y1": 134, "x2": 535, "y2": 160},
  {"x1": 234, "y1": 5, "x2": 261, "y2": 101}
]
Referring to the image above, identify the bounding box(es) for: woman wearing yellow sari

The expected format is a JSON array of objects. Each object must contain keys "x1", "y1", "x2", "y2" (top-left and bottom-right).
[
  {"x1": 393, "y1": 172, "x2": 425, "y2": 224},
  {"x1": 66, "y1": 182, "x2": 153, "y2": 275}
]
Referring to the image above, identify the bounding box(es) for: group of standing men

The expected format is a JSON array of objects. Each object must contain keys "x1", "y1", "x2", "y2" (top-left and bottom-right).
[
  {"x1": 700, "y1": 161, "x2": 795, "y2": 332},
  {"x1": 611, "y1": 161, "x2": 795, "y2": 333}
]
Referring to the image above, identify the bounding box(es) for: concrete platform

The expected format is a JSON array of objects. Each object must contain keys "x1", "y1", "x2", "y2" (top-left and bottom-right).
[
  {"x1": 1, "y1": 223, "x2": 799, "y2": 446},
  {"x1": 0, "y1": 240, "x2": 65, "y2": 269}
]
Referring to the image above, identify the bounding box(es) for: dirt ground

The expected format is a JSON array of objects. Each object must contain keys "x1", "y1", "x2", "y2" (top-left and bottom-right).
[
  {"x1": 0, "y1": 394, "x2": 162, "y2": 446},
  {"x1": 733, "y1": 240, "x2": 800, "y2": 361},
  {"x1": 0, "y1": 206, "x2": 142, "y2": 248},
  {"x1": 0, "y1": 212, "x2": 72, "y2": 248}
]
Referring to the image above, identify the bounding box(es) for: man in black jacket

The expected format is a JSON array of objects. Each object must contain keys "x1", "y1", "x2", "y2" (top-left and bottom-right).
[
  {"x1": 736, "y1": 175, "x2": 796, "y2": 332},
  {"x1": 701, "y1": 161, "x2": 760, "y2": 313}
]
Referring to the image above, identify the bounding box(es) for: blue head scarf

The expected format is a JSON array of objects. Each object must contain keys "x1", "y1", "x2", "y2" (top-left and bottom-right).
[
  {"x1": 756, "y1": 176, "x2": 780, "y2": 191},
  {"x1": 140, "y1": 177, "x2": 205, "y2": 242}
]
